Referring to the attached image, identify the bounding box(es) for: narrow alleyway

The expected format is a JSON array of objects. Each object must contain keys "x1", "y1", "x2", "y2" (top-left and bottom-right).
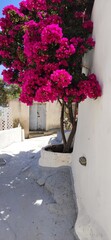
[{"x1": 0, "y1": 135, "x2": 78, "y2": 240}]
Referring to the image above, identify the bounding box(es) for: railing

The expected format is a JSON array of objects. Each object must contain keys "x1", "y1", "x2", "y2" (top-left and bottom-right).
[{"x1": 0, "y1": 106, "x2": 13, "y2": 131}]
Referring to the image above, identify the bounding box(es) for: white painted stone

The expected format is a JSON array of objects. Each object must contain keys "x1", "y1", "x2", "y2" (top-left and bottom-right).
[
  {"x1": 72, "y1": 1, "x2": 111, "y2": 240},
  {"x1": 39, "y1": 146, "x2": 72, "y2": 168}
]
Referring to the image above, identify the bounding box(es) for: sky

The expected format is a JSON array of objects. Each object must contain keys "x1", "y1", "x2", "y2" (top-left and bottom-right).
[{"x1": 0, "y1": 0, "x2": 20, "y2": 77}]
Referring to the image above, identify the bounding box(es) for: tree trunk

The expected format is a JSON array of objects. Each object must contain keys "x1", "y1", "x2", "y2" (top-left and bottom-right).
[
  {"x1": 60, "y1": 102, "x2": 66, "y2": 147},
  {"x1": 60, "y1": 101, "x2": 78, "y2": 153},
  {"x1": 63, "y1": 117, "x2": 76, "y2": 153},
  {"x1": 63, "y1": 103, "x2": 78, "y2": 153}
]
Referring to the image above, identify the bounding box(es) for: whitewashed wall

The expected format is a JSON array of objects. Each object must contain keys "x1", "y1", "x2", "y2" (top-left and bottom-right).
[
  {"x1": 10, "y1": 100, "x2": 60, "y2": 136},
  {"x1": 9, "y1": 99, "x2": 29, "y2": 138},
  {"x1": 0, "y1": 127, "x2": 24, "y2": 149},
  {"x1": 72, "y1": 0, "x2": 111, "y2": 239}
]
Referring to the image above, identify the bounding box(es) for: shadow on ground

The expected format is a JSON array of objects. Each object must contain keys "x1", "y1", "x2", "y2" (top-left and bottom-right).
[{"x1": 0, "y1": 137, "x2": 79, "y2": 240}]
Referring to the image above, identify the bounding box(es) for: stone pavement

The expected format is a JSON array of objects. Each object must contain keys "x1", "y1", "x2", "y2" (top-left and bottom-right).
[{"x1": 0, "y1": 135, "x2": 78, "y2": 240}]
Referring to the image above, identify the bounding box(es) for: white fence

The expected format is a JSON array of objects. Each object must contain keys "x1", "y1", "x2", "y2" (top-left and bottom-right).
[{"x1": 0, "y1": 106, "x2": 13, "y2": 130}]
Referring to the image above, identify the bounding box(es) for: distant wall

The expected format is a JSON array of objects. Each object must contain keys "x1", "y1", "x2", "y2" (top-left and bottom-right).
[
  {"x1": 0, "y1": 127, "x2": 24, "y2": 149},
  {"x1": 9, "y1": 99, "x2": 29, "y2": 138},
  {"x1": 10, "y1": 100, "x2": 60, "y2": 135},
  {"x1": 46, "y1": 101, "x2": 61, "y2": 131}
]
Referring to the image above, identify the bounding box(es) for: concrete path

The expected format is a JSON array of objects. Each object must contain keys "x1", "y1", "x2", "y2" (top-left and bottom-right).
[{"x1": 0, "y1": 135, "x2": 78, "y2": 240}]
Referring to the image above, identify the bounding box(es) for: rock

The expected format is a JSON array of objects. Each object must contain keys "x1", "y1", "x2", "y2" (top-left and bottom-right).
[
  {"x1": 0, "y1": 158, "x2": 6, "y2": 166},
  {"x1": 36, "y1": 178, "x2": 45, "y2": 186}
]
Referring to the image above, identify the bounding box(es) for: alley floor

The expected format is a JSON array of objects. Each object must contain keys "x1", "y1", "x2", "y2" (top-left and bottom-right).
[{"x1": 0, "y1": 135, "x2": 78, "y2": 240}]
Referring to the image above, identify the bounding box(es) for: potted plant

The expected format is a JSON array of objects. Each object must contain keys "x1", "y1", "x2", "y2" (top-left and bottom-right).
[{"x1": 0, "y1": 0, "x2": 101, "y2": 165}]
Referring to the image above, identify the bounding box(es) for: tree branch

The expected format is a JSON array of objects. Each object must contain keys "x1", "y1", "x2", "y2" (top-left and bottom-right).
[{"x1": 60, "y1": 102, "x2": 66, "y2": 147}]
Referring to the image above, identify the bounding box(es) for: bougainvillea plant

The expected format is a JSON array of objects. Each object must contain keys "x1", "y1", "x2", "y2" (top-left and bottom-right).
[{"x1": 0, "y1": 0, "x2": 101, "y2": 152}]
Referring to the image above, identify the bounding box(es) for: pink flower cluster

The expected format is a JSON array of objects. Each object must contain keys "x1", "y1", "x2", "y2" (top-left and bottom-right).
[
  {"x1": 83, "y1": 20, "x2": 93, "y2": 33},
  {"x1": 74, "y1": 11, "x2": 85, "y2": 19},
  {"x1": 70, "y1": 37, "x2": 83, "y2": 47},
  {"x1": 27, "y1": 0, "x2": 47, "y2": 11},
  {"x1": 2, "y1": 69, "x2": 15, "y2": 84},
  {"x1": 78, "y1": 74, "x2": 101, "y2": 100},
  {"x1": 50, "y1": 69, "x2": 72, "y2": 88},
  {"x1": 41, "y1": 24, "x2": 63, "y2": 44},
  {"x1": 86, "y1": 37, "x2": 95, "y2": 47},
  {"x1": 2, "y1": 5, "x2": 24, "y2": 17},
  {"x1": 56, "y1": 38, "x2": 76, "y2": 60},
  {"x1": 64, "y1": 74, "x2": 102, "y2": 103},
  {"x1": 0, "y1": 0, "x2": 101, "y2": 106},
  {"x1": 0, "y1": 50, "x2": 11, "y2": 59},
  {"x1": 34, "y1": 84, "x2": 58, "y2": 103}
]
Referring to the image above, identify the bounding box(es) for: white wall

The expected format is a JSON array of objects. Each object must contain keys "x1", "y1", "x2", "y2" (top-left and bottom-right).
[
  {"x1": 0, "y1": 127, "x2": 24, "y2": 149},
  {"x1": 72, "y1": 1, "x2": 111, "y2": 239},
  {"x1": 9, "y1": 99, "x2": 29, "y2": 138},
  {"x1": 10, "y1": 100, "x2": 60, "y2": 135},
  {"x1": 46, "y1": 101, "x2": 61, "y2": 130}
]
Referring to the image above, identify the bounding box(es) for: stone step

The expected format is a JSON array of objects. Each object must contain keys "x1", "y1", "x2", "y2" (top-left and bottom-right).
[{"x1": 29, "y1": 129, "x2": 59, "y2": 138}]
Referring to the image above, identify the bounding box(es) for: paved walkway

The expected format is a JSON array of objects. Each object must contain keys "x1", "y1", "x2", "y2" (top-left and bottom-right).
[{"x1": 0, "y1": 135, "x2": 78, "y2": 240}]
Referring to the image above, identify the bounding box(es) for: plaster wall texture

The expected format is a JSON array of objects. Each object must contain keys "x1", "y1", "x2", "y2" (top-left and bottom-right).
[
  {"x1": 9, "y1": 99, "x2": 29, "y2": 138},
  {"x1": 46, "y1": 101, "x2": 61, "y2": 131},
  {"x1": 0, "y1": 127, "x2": 23, "y2": 149},
  {"x1": 72, "y1": 0, "x2": 111, "y2": 239},
  {"x1": 10, "y1": 100, "x2": 60, "y2": 135},
  {"x1": 39, "y1": 146, "x2": 72, "y2": 168}
]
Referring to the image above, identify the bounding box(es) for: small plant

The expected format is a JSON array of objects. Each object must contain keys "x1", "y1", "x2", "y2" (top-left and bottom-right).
[
  {"x1": 13, "y1": 118, "x2": 20, "y2": 128},
  {"x1": 0, "y1": 0, "x2": 101, "y2": 152}
]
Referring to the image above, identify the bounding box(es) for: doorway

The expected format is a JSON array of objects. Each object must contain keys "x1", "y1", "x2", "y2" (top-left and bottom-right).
[{"x1": 29, "y1": 103, "x2": 46, "y2": 131}]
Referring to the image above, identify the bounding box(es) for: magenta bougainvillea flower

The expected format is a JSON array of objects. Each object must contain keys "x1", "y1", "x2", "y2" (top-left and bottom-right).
[
  {"x1": 0, "y1": 0, "x2": 101, "y2": 152},
  {"x1": 41, "y1": 24, "x2": 63, "y2": 44},
  {"x1": 0, "y1": 0, "x2": 101, "y2": 107}
]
